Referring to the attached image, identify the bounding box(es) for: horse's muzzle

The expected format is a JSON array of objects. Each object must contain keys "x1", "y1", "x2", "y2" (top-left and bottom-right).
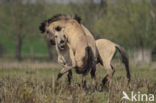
[{"x1": 58, "y1": 43, "x2": 66, "y2": 50}]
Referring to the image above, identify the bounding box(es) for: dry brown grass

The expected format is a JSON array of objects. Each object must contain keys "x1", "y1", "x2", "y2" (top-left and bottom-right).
[
  {"x1": 0, "y1": 61, "x2": 60, "y2": 69},
  {"x1": 0, "y1": 61, "x2": 155, "y2": 103}
]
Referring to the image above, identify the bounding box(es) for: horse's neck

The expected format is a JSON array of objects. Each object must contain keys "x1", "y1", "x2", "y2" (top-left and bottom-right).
[
  {"x1": 65, "y1": 26, "x2": 88, "y2": 51},
  {"x1": 56, "y1": 46, "x2": 61, "y2": 56},
  {"x1": 67, "y1": 43, "x2": 72, "y2": 50}
]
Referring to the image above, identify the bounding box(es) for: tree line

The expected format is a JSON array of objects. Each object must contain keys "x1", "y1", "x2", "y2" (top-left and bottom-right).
[{"x1": 0, "y1": 0, "x2": 155, "y2": 62}]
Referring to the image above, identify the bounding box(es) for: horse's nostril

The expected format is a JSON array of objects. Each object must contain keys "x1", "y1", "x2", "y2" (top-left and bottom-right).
[{"x1": 60, "y1": 40, "x2": 64, "y2": 43}]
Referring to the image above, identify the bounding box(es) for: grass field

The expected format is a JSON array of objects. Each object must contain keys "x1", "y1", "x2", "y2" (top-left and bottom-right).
[{"x1": 0, "y1": 61, "x2": 155, "y2": 103}]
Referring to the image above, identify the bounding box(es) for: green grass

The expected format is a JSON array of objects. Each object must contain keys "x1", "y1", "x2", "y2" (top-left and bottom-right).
[{"x1": 0, "y1": 62, "x2": 155, "y2": 103}]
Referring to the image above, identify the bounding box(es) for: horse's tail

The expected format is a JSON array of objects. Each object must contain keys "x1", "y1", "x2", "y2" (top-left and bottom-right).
[{"x1": 116, "y1": 45, "x2": 131, "y2": 83}]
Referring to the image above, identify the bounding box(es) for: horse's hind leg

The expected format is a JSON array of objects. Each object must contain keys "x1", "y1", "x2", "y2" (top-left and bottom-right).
[
  {"x1": 67, "y1": 70, "x2": 72, "y2": 85},
  {"x1": 82, "y1": 74, "x2": 87, "y2": 88},
  {"x1": 102, "y1": 64, "x2": 115, "y2": 87}
]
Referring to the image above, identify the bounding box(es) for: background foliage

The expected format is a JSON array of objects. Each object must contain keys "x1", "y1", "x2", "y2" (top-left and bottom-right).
[{"x1": 0, "y1": 0, "x2": 155, "y2": 61}]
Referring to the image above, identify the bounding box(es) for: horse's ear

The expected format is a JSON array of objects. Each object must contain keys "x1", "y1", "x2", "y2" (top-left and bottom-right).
[
  {"x1": 74, "y1": 14, "x2": 81, "y2": 23},
  {"x1": 39, "y1": 22, "x2": 46, "y2": 33},
  {"x1": 55, "y1": 26, "x2": 62, "y2": 31}
]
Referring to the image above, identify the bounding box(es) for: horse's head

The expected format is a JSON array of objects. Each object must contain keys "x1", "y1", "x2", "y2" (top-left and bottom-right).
[
  {"x1": 54, "y1": 27, "x2": 67, "y2": 50},
  {"x1": 39, "y1": 14, "x2": 69, "y2": 45},
  {"x1": 39, "y1": 14, "x2": 81, "y2": 45}
]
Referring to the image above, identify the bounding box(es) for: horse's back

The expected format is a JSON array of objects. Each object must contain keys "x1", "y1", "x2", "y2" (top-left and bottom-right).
[{"x1": 96, "y1": 39, "x2": 116, "y2": 64}]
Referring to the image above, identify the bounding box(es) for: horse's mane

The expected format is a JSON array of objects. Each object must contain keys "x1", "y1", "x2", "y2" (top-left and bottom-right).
[{"x1": 39, "y1": 14, "x2": 81, "y2": 33}]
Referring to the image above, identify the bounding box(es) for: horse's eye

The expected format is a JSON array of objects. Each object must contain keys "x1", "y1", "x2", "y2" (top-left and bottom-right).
[{"x1": 46, "y1": 30, "x2": 50, "y2": 34}]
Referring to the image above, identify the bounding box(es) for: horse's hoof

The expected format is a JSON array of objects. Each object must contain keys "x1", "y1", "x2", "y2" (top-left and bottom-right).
[
  {"x1": 100, "y1": 84, "x2": 109, "y2": 92},
  {"x1": 55, "y1": 81, "x2": 59, "y2": 87}
]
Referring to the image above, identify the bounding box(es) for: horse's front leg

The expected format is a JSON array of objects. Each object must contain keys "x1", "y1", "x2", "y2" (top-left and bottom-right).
[
  {"x1": 56, "y1": 67, "x2": 72, "y2": 80},
  {"x1": 67, "y1": 70, "x2": 72, "y2": 85}
]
